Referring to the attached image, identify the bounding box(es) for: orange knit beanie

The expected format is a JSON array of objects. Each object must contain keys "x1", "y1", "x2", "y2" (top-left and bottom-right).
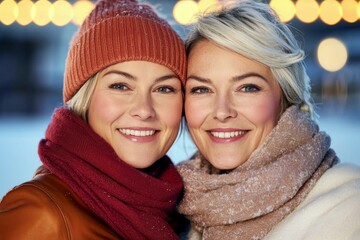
[{"x1": 63, "y1": 0, "x2": 186, "y2": 103}]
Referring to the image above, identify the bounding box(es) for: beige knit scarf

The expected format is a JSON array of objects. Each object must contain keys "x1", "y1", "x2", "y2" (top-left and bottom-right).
[{"x1": 177, "y1": 106, "x2": 338, "y2": 240}]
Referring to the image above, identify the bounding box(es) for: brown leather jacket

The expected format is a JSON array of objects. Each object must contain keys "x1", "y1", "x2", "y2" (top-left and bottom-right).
[{"x1": 0, "y1": 166, "x2": 120, "y2": 239}]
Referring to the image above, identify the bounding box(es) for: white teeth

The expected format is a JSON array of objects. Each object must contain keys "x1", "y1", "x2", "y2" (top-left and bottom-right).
[
  {"x1": 211, "y1": 131, "x2": 246, "y2": 139},
  {"x1": 119, "y1": 129, "x2": 156, "y2": 136}
]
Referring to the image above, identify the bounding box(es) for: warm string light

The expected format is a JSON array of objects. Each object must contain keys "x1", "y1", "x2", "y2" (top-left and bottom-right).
[
  {"x1": 0, "y1": 0, "x2": 94, "y2": 26},
  {"x1": 342, "y1": 0, "x2": 359, "y2": 23},
  {"x1": 0, "y1": 0, "x2": 354, "y2": 73},
  {"x1": 173, "y1": 0, "x2": 360, "y2": 25},
  {"x1": 269, "y1": 0, "x2": 296, "y2": 23},
  {"x1": 270, "y1": 0, "x2": 359, "y2": 24},
  {"x1": 295, "y1": 0, "x2": 319, "y2": 24},
  {"x1": 1, "y1": 0, "x2": 359, "y2": 26},
  {"x1": 173, "y1": 0, "x2": 221, "y2": 25},
  {"x1": 319, "y1": 0, "x2": 343, "y2": 25}
]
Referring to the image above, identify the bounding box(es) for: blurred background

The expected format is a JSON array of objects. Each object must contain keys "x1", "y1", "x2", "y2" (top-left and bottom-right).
[{"x1": 1, "y1": 0, "x2": 360, "y2": 197}]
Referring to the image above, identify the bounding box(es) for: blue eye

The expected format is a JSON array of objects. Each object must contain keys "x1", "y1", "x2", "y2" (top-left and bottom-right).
[
  {"x1": 156, "y1": 86, "x2": 176, "y2": 93},
  {"x1": 109, "y1": 83, "x2": 129, "y2": 91},
  {"x1": 241, "y1": 84, "x2": 260, "y2": 92},
  {"x1": 190, "y1": 87, "x2": 210, "y2": 94}
]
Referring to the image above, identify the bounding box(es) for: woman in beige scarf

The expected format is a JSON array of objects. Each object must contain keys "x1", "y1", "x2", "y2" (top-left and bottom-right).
[{"x1": 177, "y1": 1, "x2": 360, "y2": 239}]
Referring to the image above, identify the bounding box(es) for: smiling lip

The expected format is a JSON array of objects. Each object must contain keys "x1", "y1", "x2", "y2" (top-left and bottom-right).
[
  {"x1": 207, "y1": 129, "x2": 248, "y2": 143},
  {"x1": 118, "y1": 128, "x2": 159, "y2": 142}
]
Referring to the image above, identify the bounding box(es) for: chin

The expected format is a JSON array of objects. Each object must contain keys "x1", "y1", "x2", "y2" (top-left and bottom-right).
[
  {"x1": 209, "y1": 157, "x2": 243, "y2": 171},
  {"x1": 127, "y1": 160, "x2": 157, "y2": 169},
  {"x1": 119, "y1": 154, "x2": 158, "y2": 169}
]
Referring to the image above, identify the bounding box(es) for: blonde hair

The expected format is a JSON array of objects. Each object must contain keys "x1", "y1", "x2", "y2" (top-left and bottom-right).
[
  {"x1": 186, "y1": 0, "x2": 316, "y2": 119},
  {"x1": 65, "y1": 73, "x2": 99, "y2": 121}
]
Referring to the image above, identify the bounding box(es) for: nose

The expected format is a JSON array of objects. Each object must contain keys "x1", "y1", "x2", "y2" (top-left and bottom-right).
[
  {"x1": 129, "y1": 93, "x2": 156, "y2": 120},
  {"x1": 212, "y1": 94, "x2": 237, "y2": 122}
]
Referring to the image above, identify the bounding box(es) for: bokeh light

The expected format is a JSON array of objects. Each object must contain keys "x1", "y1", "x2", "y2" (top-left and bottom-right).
[
  {"x1": 341, "y1": 0, "x2": 358, "y2": 23},
  {"x1": 50, "y1": 0, "x2": 73, "y2": 26},
  {"x1": 319, "y1": 0, "x2": 342, "y2": 25},
  {"x1": 296, "y1": 0, "x2": 319, "y2": 23},
  {"x1": 1, "y1": 0, "x2": 360, "y2": 27},
  {"x1": 17, "y1": 0, "x2": 34, "y2": 26},
  {"x1": 31, "y1": 0, "x2": 52, "y2": 26},
  {"x1": 72, "y1": 0, "x2": 94, "y2": 26},
  {"x1": 270, "y1": 0, "x2": 296, "y2": 22},
  {"x1": 0, "y1": 0, "x2": 17, "y2": 26},
  {"x1": 173, "y1": 0, "x2": 199, "y2": 25},
  {"x1": 317, "y1": 38, "x2": 348, "y2": 72}
]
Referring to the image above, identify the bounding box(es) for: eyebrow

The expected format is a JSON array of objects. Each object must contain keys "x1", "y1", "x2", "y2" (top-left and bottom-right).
[
  {"x1": 103, "y1": 70, "x2": 135, "y2": 80},
  {"x1": 103, "y1": 70, "x2": 179, "y2": 83},
  {"x1": 187, "y1": 72, "x2": 268, "y2": 83},
  {"x1": 232, "y1": 72, "x2": 268, "y2": 82},
  {"x1": 186, "y1": 75, "x2": 210, "y2": 83},
  {"x1": 155, "y1": 74, "x2": 180, "y2": 83}
]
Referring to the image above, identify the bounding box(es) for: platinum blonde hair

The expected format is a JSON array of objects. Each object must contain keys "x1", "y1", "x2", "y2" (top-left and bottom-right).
[
  {"x1": 186, "y1": 0, "x2": 316, "y2": 119},
  {"x1": 65, "y1": 73, "x2": 99, "y2": 121}
]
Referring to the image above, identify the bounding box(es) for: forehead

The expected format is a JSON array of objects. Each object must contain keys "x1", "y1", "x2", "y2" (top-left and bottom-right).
[{"x1": 187, "y1": 40, "x2": 273, "y2": 81}]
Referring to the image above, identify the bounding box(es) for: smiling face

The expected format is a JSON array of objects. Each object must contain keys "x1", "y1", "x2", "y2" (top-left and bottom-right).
[
  {"x1": 185, "y1": 40, "x2": 283, "y2": 170},
  {"x1": 88, "y1": 61, "x2": 183, "y2": 169}
]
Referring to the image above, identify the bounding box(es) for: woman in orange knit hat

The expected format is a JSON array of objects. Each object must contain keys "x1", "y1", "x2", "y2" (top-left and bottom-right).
[{"x1": 0, "y1": 0, "x2": 186, "y2": 239}]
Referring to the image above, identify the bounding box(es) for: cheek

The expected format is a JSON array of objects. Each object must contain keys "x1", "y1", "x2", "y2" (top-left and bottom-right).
[
  {"x1": 157, "y1": 96, "x2": 183, "y2": 128},
  {"x1": 88, "y1": 92, "x2": 117, "y2": 131},
  {"x1": 245, "y1": 95, "x2": 281, "y2": 128},
  {"x1": 185, "y1": 99, "x2": 205, "y2": 129}
]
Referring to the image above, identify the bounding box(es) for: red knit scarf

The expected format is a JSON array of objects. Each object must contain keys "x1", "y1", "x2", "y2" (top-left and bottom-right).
[{"x1": 38, "y1": 107, "x2": 183, "y2": 239}]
